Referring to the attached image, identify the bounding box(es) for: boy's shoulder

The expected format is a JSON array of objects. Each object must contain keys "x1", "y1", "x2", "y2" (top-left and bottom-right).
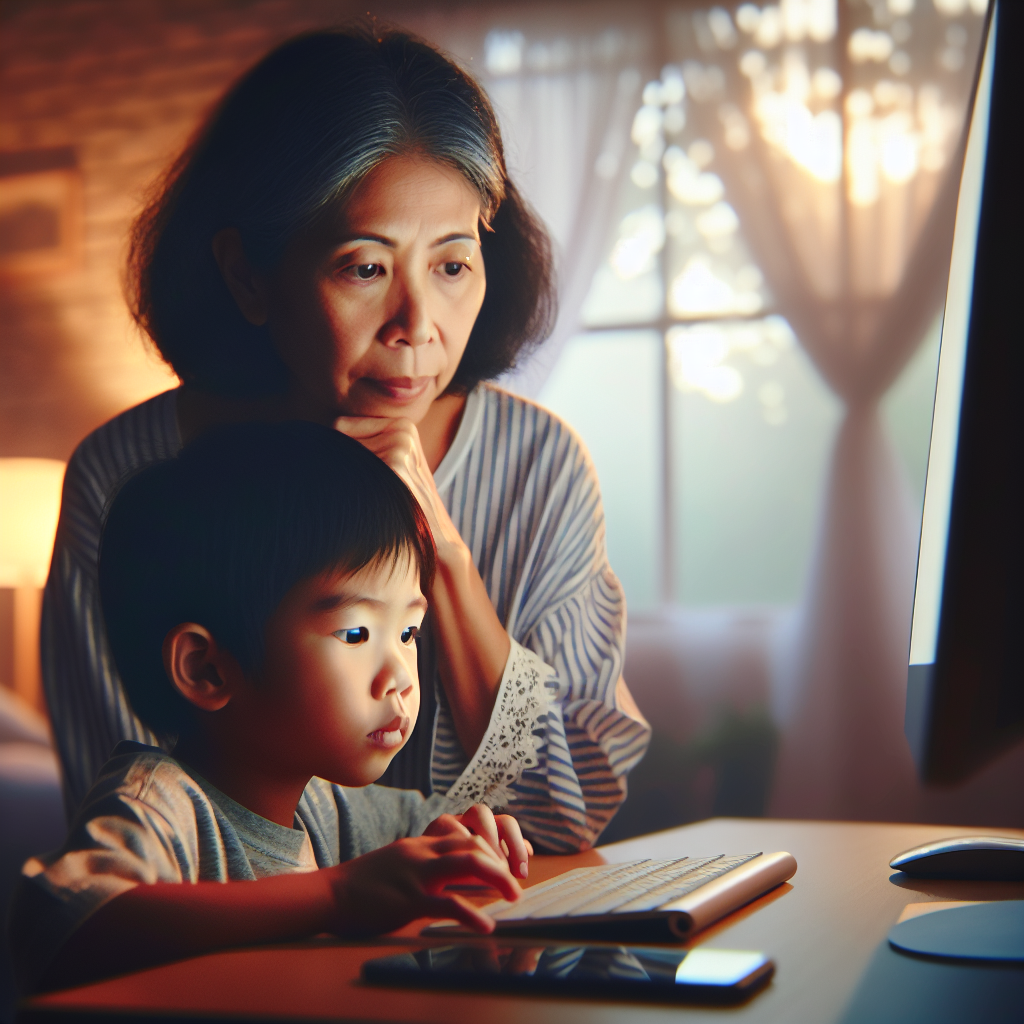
[{"x1": 80, "y1": 740, "x2": 215, "y2": 827}]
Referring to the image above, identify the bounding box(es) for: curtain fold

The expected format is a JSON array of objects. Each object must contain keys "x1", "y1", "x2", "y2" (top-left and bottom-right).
[
  {"x1": 490, "y1": 64, "x2": 645, "y2": 397},
  {"x1": 661, "y1": 7, "x2": 986, "y2": 819}
]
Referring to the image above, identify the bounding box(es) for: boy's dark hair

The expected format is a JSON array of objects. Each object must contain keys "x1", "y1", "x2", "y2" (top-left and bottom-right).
[
  {"x1": 126, "y1": 24, "x2": 556, "y2": 398},
  {"x1": 98, "y1": 421, "x2": 436, "y2": 737}
]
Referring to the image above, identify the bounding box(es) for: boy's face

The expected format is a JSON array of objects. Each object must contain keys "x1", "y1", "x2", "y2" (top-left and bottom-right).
[{"x1": 242, "y1": 554, "x2": 426, "y2": 788}]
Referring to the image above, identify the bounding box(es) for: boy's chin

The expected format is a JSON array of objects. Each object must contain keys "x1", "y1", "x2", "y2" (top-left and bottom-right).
[{"x1": 326, "y1": 746, "x2": 406, "y2": 789}]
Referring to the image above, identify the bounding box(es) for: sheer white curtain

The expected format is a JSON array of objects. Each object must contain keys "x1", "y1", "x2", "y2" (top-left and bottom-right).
[
  {"x1": 404, "y1": 7, "x2": 653, "y2": 398},
  {"x1": 663, "y1": 2, "x2": 986, "y2": 819}
]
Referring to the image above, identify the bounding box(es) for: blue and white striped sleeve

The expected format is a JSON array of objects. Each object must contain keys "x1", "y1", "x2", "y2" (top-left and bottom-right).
[{"x1": 435, "y1": 392, "x2": 650, "y2": 852}]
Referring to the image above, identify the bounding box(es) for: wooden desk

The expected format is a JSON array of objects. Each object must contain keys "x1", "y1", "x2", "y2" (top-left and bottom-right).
[{"x1": 18, "y1": 818, "x2": 1024, "y2": 1024}]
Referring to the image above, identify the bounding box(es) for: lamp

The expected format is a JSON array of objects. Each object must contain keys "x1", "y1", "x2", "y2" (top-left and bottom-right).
[{"x1": 0, "y1": 457, "x2": 66, "y2": 711}]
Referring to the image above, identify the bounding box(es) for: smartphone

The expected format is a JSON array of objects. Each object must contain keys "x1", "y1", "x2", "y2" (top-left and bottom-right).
[{"x1": 361, "y1": 942, "x2": 774, "y2": 1004}]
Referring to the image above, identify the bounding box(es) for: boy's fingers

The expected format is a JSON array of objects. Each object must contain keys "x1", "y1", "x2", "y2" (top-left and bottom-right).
[
  {"x1": 426, "y1": 849, "x2": 522, "y2": 902},
  {"x1": 424, "y1": 893, "x2": 495, "y2": 934},
  {"x1": 423, "y1": 814, "x2": 471, "y2": 839},
  {"x1": 459, "y1": 805, "x2": 501, "y2": 856},
  {"x1": 426, "y1": 834, "x2": 503, "y2": 862},
  {"x1": 494, "y1": 815, "x2": 531, "y2": 879}
]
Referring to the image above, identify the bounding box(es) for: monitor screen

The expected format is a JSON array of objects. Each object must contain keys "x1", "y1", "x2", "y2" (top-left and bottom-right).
[{"x1": 906, "y1": 0, "x2": 1024, "y2": 785}]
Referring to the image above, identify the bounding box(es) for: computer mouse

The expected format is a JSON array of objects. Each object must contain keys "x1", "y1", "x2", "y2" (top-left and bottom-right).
[{"x1": 890, "y1": 836, "x2": 1024, "y2": 881}]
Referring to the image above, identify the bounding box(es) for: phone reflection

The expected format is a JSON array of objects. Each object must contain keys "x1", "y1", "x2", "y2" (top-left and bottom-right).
[{"x1": 365, "y1": 943, "x2": 773, "y2": 994}]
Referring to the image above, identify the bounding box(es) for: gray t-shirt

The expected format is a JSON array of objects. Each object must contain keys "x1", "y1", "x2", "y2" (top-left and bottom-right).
[{"x1": 11, "y1": 741, "x2": 449, "y2": 993}]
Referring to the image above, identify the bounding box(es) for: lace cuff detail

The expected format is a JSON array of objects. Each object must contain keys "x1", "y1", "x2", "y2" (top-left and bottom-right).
[{"x1": 440, "y1": 640, "x2": 556, "y2": 813}]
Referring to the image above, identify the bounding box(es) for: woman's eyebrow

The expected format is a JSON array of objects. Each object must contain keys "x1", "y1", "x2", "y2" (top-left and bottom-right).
[
  {"x1": 335, "y1": 233, "x2": 396, "y2": 248},
  {"x1": 433, "y1": 232, "x2": 478, "y2": 246}
]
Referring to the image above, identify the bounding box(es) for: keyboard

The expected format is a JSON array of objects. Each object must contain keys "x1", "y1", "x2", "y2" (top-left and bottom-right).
[{"x1": 424, "y1": 851, "x2": 797, "y2": 942}]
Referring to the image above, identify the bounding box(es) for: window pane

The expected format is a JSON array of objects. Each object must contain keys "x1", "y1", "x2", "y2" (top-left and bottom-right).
[
  {"x1": 538, "y1": 331, "x2": 661, "y2": 612},
  {"x1": 670, "y1": 319, "x2": 842, "y2": 604}
]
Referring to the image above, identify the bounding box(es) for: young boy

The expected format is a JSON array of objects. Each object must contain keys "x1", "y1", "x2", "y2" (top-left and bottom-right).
[{"x1": 12, "y1": 421, "x2": 530, "y2": 994}]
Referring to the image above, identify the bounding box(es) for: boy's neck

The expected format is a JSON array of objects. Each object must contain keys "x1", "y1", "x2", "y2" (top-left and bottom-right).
[{"x1": 172, "y1": 733, "x2": 310, "y2": 829}]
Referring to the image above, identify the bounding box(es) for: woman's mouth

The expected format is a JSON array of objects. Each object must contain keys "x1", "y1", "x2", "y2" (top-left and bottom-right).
[
  {"x1": 368, "y1": 716, "x2": 409, "y2": 749},
  {"x1": 364, "y1": 376, "x2": 432, "y2": 404}
]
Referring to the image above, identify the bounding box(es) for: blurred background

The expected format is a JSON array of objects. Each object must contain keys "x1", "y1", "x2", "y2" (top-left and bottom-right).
[{"x1": 1, "y1": 0, "x2": 1019, "y2": 888}]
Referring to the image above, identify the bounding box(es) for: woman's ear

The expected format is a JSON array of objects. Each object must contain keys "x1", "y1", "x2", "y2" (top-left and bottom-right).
[
  {"x1": 211, "y1": 227, "x2": 269, "y2": 326},
  {"x1": 162, "y1": 623, "x2": 242, "y2": 713}
]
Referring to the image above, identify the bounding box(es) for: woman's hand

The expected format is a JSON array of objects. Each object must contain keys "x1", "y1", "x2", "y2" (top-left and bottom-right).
[
  {"x1": 334, "y1": 415, "x2": 463, "y2": 552},
  {"x1": 334, "y1": 415, "x2": 512, "y2": 759},
  {"x1": 327, "y1": 831, "x2": 522, "y2": 936},
  {"x1": 424, "y1": 804, "x2": 534, "y2": 879}
]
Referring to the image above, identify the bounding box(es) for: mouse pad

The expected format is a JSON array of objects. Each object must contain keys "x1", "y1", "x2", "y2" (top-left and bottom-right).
[{"x1": 888, "y1": 900, "x2": 1024, "y2": 961}]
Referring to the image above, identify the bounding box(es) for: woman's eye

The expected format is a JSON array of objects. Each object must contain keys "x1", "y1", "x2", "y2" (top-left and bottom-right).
[
  {"x1": 401, "y1": 626, "x2": 419, "y2": 645},
  {"x1": 350, "y1": 263, "x2": 383, "y2": 281},
  {"x1": 442, "y1": 261, "x2": 465, "y2": 277},
  {"x1": 334, "y1": 627, "x2": 369, "y2": 645}
]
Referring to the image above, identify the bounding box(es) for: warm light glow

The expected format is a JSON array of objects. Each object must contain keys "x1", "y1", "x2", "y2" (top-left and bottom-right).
[
  {"x1": 610, "y1": 205, "x2": 665, "y2": 280},
  {"x1": 667, "y1": 325, "x2": 744, "y2": 402},
  {"x1": 484, "y1": 30, "x2": 524, "y2": 75},
  {"x1": 0, "y1": 458, "x2": 66, "y2": 588},
  {"x1": 669, "y1": 256, "x2": 763, "y2": 318},
  {"x1": 666, "y1": 318, "x2": 796, "y2": 403},
  {"x1": 849, "y1": 28, "x2": 895, "y2": 64},
  {"x1": 665, "y1": 148, "x2": 725, "y2": 205}
]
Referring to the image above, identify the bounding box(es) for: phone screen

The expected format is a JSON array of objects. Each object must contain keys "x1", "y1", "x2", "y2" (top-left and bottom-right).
[{"x1": 362, "y1": 943, "x2": 774, "y2": 1004}]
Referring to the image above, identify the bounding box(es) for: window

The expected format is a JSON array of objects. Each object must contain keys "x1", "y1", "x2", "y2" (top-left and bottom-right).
[{"x1": 536, "y1": 0, "x2": 983, "y2": 615}]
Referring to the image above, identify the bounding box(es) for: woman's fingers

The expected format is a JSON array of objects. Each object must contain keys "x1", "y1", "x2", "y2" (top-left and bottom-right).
[{"x1": 334, "y1": 415, "x2": 410, "y2": 437}]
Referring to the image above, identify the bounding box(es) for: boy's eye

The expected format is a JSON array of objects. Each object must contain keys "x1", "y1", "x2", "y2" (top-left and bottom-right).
[
  {"x1": 442, "y1": 261, "x2": 465, "y2": 277},
  {"x1": 401, "y1": 626, "x2": 419, "y2": 645},
  {"x1": 334, "y1": 627, "x2": 369, "y2": 645}
]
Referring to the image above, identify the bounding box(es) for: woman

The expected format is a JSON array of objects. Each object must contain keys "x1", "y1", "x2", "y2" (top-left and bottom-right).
[{"x1": 43, "y1": 25, "x2": 649, "y2": 852}]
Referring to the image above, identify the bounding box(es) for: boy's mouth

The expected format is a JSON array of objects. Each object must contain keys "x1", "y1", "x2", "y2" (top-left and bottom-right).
[{"x1": 368, "y1": 716, "x2": 409, "y2": 749}]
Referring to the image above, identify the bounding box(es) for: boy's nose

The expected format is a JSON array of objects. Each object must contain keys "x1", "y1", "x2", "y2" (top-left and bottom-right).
[{"x1": 370, "y1": 652, "x2": 416, "y2": 702}]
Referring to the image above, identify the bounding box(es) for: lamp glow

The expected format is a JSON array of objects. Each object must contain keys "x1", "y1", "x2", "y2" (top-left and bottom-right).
[{"x1": 1, "y1": 457, "x2": 66, "y2": 710}]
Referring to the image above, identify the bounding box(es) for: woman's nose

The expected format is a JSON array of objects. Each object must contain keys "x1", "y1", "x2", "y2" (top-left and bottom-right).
[{"x1": 384, "y1": 277, "x2": 433, "y2": 348}]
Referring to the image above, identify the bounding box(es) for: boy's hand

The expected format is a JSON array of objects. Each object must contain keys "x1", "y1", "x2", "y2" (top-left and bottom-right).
[
  {"x1": 327, "y1": 832, "x2": 522, "y2": 936},
  {"x1": 424, "y1": 804, "x2": 533, "y2": 879}
]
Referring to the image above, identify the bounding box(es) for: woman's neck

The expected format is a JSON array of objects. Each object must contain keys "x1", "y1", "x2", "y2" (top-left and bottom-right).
[{"x1": 417, "y1": 391, "x2": 468, "y2": 472}]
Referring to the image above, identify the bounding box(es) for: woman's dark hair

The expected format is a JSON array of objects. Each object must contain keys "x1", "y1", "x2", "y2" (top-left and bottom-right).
[
  {"x1": 127, "y1": 24, "x2": 556, "y2": 397},
  {"x1": 98, "y1": 421, "x2": 436, "y2": 737}
]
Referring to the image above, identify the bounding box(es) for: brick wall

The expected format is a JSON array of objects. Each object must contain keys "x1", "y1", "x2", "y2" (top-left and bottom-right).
[{"x1": 0, "y1": 0, "x2": 398, "y2": 461}]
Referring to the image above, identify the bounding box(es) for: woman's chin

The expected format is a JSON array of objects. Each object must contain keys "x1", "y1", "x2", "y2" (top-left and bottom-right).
[{"x1": 336, "y1": 384, "x2": 438, "y2": 423}]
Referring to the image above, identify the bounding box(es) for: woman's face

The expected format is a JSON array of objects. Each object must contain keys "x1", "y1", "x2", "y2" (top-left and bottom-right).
[{"x1": 262, "y1": 154, "x2": 487, "y2": 423}]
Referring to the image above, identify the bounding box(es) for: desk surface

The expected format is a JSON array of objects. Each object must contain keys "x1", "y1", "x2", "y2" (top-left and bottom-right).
[{"x1": 19, "y1": 818, "x2": 1024, "y2": 1024}]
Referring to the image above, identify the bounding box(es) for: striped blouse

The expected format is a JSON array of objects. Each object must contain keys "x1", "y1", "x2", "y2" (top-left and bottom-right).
[{"x1": 42, "y1": 383, "x2": 650, "y2": 852}]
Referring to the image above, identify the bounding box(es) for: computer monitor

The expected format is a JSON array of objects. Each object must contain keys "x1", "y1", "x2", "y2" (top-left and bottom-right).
[{"x1": 905, "y1": 0, "x2": 1023, "y2": 788}]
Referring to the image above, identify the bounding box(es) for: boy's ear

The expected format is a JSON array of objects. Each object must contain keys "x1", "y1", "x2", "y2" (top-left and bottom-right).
[
  {"x1": 211, "y1": 227, "x2": 269, "y2": 326},
  {"x1": 162, "y1": 623, "x2": 243, "y2": 713}
]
